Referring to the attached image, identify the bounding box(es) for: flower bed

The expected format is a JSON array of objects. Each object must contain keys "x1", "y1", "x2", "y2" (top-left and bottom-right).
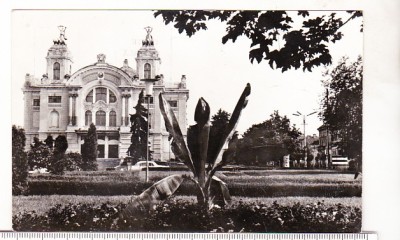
[{"x1": 13, "y1": 199, "x2": 361, "y2": 232}]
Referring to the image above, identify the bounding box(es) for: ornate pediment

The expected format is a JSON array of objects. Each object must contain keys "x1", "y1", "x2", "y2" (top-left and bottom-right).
[{"x1": 94, "y1": 100, "x2": 108, "y2": 111}]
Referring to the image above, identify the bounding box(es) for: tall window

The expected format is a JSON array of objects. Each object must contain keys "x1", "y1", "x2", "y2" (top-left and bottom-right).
[
  {"x1": 109, "y1": 111, "x2": 117, "y2": 127},
  {"x1": 108, "y1": 145, "x2": 119, "y2": 158},
  {"x1": 50, "y1": 110, "x2": 59, "y2": 128},
  {"x1": 97, "y1": 145, "x2": 105, "y2": 158},
  {"x1": 85, "y1": 110, "x2": 92, "y2": 126},
  {"x1": 33, "y1": 99, "x2": 40, "y2": 106},
  {"x1": 86, "y1": 88, "x2": 117, "y2": 103},
  {"x1": 86, "y1": 90, "x2": 93, "y2": 102},
  {"x1": 53, "y1": 62, "x2": 60, "y2": 80},
  {"x1": 109, "y1": 91, "x2": 117, "y2": 103},
  {"x1": 96, "y1": 87, "x2": 107, "y2": 102},
  {"x1": 144, "y1": 63, "x2": 151, "y2": 79},
  {"x1": 96, "y1": 110, "x2": 106, "y2": 126}
]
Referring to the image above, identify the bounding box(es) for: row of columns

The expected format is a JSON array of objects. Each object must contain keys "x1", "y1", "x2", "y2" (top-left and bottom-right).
[
  {"x1": 121, "y1": 93, "x2": 131, "y2": 126},
  {"x1": 69, "y1": 93, "x2": 78, "y2": 126}
]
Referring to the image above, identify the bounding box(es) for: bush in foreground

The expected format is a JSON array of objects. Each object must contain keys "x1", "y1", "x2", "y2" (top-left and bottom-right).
[
  {"x1": 13, "y1": 199, "x2": 361, "y2": 232},
  {"x1": 12, "y1": 125, "x2": 28, "y2": 195}
]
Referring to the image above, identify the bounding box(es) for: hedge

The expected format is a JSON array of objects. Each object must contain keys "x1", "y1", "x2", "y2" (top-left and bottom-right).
[
  {"x1": 27, "y1": 180, "x2": 361, "y2": 197},
  {"x1": 13, "y1": 199, "x2": 361, "y2": 232}
]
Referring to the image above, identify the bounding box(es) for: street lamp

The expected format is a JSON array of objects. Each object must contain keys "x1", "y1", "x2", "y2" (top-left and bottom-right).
[
  {"x1": 141, "y1": 75, "x2": 160, "y2": 182},
  {"x1": 293, "y1": 111, "x2": 317, "y2": 167}
]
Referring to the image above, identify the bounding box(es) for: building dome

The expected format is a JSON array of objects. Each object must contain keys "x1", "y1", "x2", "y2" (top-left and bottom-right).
[{"x1": 120, "y1": 59, "x2": 137, "y2": 78}]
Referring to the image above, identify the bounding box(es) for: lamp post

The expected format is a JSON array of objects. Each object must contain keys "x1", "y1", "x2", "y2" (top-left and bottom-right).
[
  {"x1": 293, "y1": 111, "x2": 317, "y2": 167},
  {"x1": 141, "y1": 75, "x2": 160, "y2": 183}
]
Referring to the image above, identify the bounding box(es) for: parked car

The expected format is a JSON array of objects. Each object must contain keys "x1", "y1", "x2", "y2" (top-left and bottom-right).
[
  {"x1": 28, "y1": 168, "x2": 49, "y2": 174},
  {"x1": 115, "y1": 160, "x2": 170, "y2": 171}
]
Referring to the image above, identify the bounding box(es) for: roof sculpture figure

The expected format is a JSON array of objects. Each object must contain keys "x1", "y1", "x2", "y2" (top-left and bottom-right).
[
  {"x1": 53, "y1": 25, "x2": 67, "y2": 45},
  {"x1": 142, "y1": 26, "x2": 154, "y2": 46}
]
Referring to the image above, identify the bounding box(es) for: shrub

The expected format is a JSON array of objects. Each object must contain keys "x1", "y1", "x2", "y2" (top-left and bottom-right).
[
  {"x1": 12, "y1": 125, "x2": 28, "y2": 195},
  {"x1": 13, "y1": 200, "x2": 361, "y2": 232},
  {"x1": 27, "y1": 137, "x2": 52, "y2": 170},
  {"x1": 27, "y1": 177, "x2": 361, "y2": 197},
  {"x1": 64, "y1": 152, "x2": 83, "y2": 171},
  {"x1": 47, "y1": 135, "x2": 69, "y2": 175},
  {"x1": 81, "y1": 124, "x2": 98, "y2": 171}
]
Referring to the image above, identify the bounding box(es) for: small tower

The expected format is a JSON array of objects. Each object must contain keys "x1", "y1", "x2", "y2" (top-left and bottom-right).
[
  {"x1": 46, "y1": 25, "x2": 73, "y2": 82},
  {"x1": 136, "y1": 26, "x2": 161, "y2": 80}
]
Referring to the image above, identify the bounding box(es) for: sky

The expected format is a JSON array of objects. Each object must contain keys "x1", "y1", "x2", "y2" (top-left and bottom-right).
[{"x1": 11, "y1": 10, "x2": 363, "y2": 136}]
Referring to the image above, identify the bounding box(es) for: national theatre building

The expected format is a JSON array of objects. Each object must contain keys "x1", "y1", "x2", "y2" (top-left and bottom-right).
[{"x1": 22, "y1": 26, "x2": 189, "y2": 166}]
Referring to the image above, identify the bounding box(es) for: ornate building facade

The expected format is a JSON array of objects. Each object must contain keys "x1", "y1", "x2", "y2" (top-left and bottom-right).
[{"x1": 22, "y1": 26, "x2": 189, "y2": 166}]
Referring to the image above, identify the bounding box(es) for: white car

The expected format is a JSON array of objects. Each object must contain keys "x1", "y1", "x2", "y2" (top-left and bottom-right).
[
  {"x1": 115, "y1": 160, "x2": 169, "y2": 171},
  {"x1": 28, "y1": 168, "x2": 49, "y2": 174}
]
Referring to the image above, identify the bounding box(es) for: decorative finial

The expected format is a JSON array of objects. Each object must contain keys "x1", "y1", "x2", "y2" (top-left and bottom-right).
[
  {"x1": 97, "y1": 54, "x2": 106, "y2": 64},
  {"x1": 142, "y1": 26, "x2": 154, "y2": 46},
  {"x1": 53, "y1": 25, "x2": 67, "y2": 45}
]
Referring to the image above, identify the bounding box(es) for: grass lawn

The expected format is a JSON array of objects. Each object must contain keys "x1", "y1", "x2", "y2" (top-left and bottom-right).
[
  {"x1": 17, "y1": 169, "x2": 361, "y2": 215},
  {"x1": 28, "y1": 169, "x2": 361, "y2": 186},
  {"x1": 13, "y1": 195, "x2": 361, "y2": 216}
]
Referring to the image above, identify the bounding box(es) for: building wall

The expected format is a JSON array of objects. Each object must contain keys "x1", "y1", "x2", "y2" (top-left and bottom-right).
[{"x1": 22, "y1": 31, "x2": 189, "y2": 164}]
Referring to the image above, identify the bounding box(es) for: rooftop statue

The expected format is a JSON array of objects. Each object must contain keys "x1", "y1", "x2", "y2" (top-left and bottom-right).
[
  {"x1": 142, "y1": 26, "x2": 154, "y2": 46},
  {"x1": 53, "y1": 25, "x2": 67, "y2": 45}
]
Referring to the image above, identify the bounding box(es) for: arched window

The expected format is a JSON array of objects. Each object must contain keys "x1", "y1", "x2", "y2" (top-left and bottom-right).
[
  {"x1": 53, "y1": 62, "x2": 60, "y2": 80},
  {"x1": 109, "y1": 111, "x2": 117, "y2": 126},
  {"x1": 96, "y1": 110, "x2": 106, "y2": 126},
  {"x1": 86, "y1": 90, "x2": 93, "y2": 102},
  {"x1": 144, "y1": 63, "x2": 151, "y2": 79},
  {"x1": 96, "y1": 87, "x2": 107, "y2": 102},
  {"x1": 109, "y1": 90, "x2": 117, "y2": 103},
  {"x1": 85, "y1": 110, "x2": 92, "y2": 126},
  {"x1": 50, "y1": 110, "x2": 59, "y2": 128}
]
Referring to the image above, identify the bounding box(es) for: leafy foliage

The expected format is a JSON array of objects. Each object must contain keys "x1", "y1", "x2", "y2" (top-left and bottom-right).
[
  {"x1": 44, "y1": 135, "x2": 54, "y2": 149},
  {"x1": 207, "y1": 109, "x2": 230, "y2": 165},
  {"x1": 12, "y1": 125, "x2": 28, "y2": 195},
  {"x1": 64, "y1": 152, "x2": 84, "y2": 171},
  {"x1": 120, "y1": 175, "x2": 184, "y2": 218},
  {"x1": 236, "y1": 111, "x2": 302, "y2": 166},
  {"x1": 27, "y1": 137, "x2": 52, "y2": 170},
  {"x1": 128, "y1": 90, "x2": 149, "y2": 163},
  {"x1": 121, "y1": 84, "x2": 251, "y2": 216},
  {"x1": 28, "y1": 137, "x2": 83, "y2": 173},
  {"x1": 321, "y1": 57, "x2": 362, "y2": 162},
  {"x1": 13, "y1": 200, "x2": 361, "y2": 232},
  {"x1": 81, "y1": 123, "x2": 98, "y2": 171},
  {"x1": 154, "y1": 10, "x2": 362, "y2": 72},
  {"x1": 48, "y1": 135, "x2": 69, "y2": 175}
]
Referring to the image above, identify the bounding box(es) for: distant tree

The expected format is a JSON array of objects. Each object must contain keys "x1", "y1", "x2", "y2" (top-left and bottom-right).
[
  {"x1": 81, "y1": 123, "x2": 98, "y2": 171},
  {"x1": 154, "y1": 10, "x2": 362, "y2": 72},
  {"x1": 207, "y1": 109, "x2": 231, "y2": 165},
  {"x1": 236, "y1": 111, "x2": 302, "y2": 166},
  {"x1": 321, "y1": 56, "x2": 362, "y2": 163},
  {"x1": 27, "y1": 137, "x2": 51, "y2": 170},
  {"x1": 128, "y1": 90, "x2": 149, "y2": 163},
  {"x1": 306, "y1": 147, "x2": 314, "y2": 168},
  {"x1": 48, "y1": 135, "x2": 68, "y2": 175},
  {"x1": 12, "y1": 125, "x2": 28, "y2": 195}
]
